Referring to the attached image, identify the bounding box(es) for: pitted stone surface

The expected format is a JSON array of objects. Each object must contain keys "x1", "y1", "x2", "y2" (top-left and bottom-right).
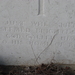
[{"x1": 0, "y1": 0, "x2": 75, "y2": 65}]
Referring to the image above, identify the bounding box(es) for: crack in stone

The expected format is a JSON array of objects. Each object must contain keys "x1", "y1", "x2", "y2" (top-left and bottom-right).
[{"x1": 35, "y1": 30, "x2": 59, "y2": 64}]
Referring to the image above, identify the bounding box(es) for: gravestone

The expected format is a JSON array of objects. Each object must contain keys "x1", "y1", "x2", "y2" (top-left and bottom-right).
[{"x1": 0, "y1": 0, "x2": 75, "y2": 65}]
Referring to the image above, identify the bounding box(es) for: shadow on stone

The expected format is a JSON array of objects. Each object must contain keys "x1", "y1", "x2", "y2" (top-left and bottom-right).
[{"x1": 0, "y1": 57, "x2": 6, "y2": 65}]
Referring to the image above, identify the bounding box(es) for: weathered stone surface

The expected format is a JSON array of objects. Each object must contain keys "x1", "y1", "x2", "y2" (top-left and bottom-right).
[{"x1": 0, "y1": 0, "x2": 75, "y2": 65}]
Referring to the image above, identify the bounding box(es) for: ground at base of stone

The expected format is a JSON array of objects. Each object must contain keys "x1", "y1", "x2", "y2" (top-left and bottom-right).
[{"x1": 0, "y1": 63, "x2": 75, "y2": 75}]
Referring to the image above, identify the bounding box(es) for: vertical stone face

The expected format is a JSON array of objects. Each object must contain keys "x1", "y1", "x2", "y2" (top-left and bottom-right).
[{"x1": 0, "y1": 0, "x2": 75, "y2": 65}]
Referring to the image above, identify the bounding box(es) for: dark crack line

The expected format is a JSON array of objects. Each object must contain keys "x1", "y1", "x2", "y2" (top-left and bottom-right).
[{"x1": 35, "y1": 30, "x2": 59, "y2": 64}]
